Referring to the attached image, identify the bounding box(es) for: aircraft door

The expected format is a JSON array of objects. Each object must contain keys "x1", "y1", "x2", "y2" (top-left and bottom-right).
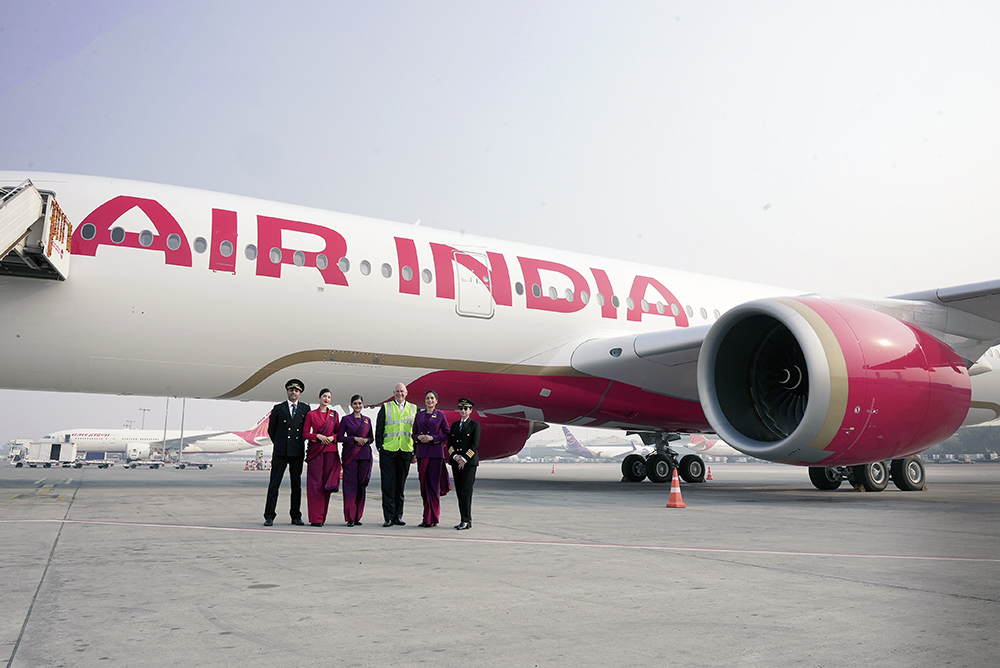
[{"x1": 454, "y1": 251, "x2": 494, "y2": 318}]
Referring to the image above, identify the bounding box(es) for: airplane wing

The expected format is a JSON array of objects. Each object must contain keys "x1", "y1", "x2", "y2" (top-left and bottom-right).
[
  {"x1": 570, "y1": 280, "x2": 1000, "y2": 404},
  {"x1": 152, "y1": 431, "x2": 232, "y2": 452}
]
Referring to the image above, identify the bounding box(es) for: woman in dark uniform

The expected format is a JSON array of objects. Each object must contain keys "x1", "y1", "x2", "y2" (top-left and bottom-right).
[
  {"x1": 411, "y1": 390, "x2": 450, "y2": 527},
  {"x1": 337, "y1": 395, "x2": 373, "y2": 526}
]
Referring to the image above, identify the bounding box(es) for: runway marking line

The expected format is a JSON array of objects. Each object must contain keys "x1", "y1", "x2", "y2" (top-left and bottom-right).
[{"x1": 3, "y1": 517, "x2": 999, "y2": 564}]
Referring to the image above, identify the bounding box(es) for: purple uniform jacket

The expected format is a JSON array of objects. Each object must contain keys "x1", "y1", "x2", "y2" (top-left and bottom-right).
[
  {"x1": 338, "y1": 414, "x2": 373, "y2": 461},
  {"x1": 411, "y1": 409, "x2": 450, "y2": 459}
]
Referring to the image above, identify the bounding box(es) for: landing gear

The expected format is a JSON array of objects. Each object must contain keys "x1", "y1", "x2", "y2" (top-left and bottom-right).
[
  {"x1": 620, "y1": 432, "x2": 706, "y2": 484},
  {"x1": 808, "y1": 466, "x2": 842, "y2": 490},
  {"x1": 851, "y1": 461, "x2": 889, "y2": 492},
  {"x1": 679, "y1": 454, "x2": 706, "y2": 483},
  {"x1": 645, "y1": 453, "x2": 674, "y2": 483},
  {"x1": 809, "y1": 458, "x2": 926, "y2": 492},
  {"x1": 621, "y1": 454, "x2": 646, "y2": 482},
  {"x1": 890, "y1": 456, "x2": 925, "y2": 491}
]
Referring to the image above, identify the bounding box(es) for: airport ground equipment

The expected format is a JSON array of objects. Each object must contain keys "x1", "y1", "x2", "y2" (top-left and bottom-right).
[
  {"x1": 10, "y1": 441, "x2": 78, "y2": 468},
  {"x1": 174, "y1": 460, "x2": 212, "y2": 470}
]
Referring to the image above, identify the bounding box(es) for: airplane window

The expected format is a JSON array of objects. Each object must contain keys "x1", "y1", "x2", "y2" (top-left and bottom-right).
[
  {"x1": 581, "y1": 291, "x2": 590, "y2": 305},
  {"x1": 269, "y1": 247, "x2": 282, "y2": 264},
  {"x1": 714, "y1": 309, "x2": 721, "y2": 319},
  {"x1": 596, "y1": 293, "x2": 605, "y2": 306},
  {"x1": 338, "y1": 257, "x2": 350, "y2": 272},
  {"x1": 515, "y1": 282, "x2": 524, "y2": 296},
  {"x1": 293, "y1": 251, "x2": 306, "y2": 267},
  {"x1": 245, "y1": 244, "x2": 257, "y2": 261},
  {"x1": 626, "y1": 298, "x2": 635, "y2": 310},
  {"x1": 671, "y1": 303, "x2": 679, "y2": 316},
  {"x1": 167, "y1": 234, "x2": 182, "y2": 251},
  {"x1": 193, "y1": 237, "x2": 207, "y2": 253},
  {"x1": 381, "y1": 263, "x2": 392, "y2": 278},
  {"x1": 422, "y1": 269, "x2": 432, "y2": 283},
  {"x1": 220, "y1": 241, "x2": 234, "y2": 258},
  {"x1": 685, "y1": 305, "x2": 693, "y2": 317},
  {"x1": 360, "y1": 260, "x2": 371, "y2": 276},
  {"x1": 80, "y1": 223, "x2": 97, "y2": 240},
  {"x1": 641, "y1": 299, "x2": 649, "y2": 312},
  {"x1": 700, "y1": 307, "x2": 708, "y2": 319},
  {"x1": 565, "y1": 289, "x2": 574, "y2": 302},
  {"x1": 532, "y1": 284, "x2": 542, "y2": 298},
  {"x1": 402, "y1": 266, "x2": 413, "y2": 282},
  {"x1": 316, "y1": 254, "x2": 328, "y2": 270},
  {"x1": 612, "y1": 296, "x2": 620, "y2": 308},
  {"x1": 657, "y1": 301, "x2": 665, "y2": 314},
  {"x1": 138, "y1": 230, "x2": 154, "y2": 248},
  {"x1": 110, "y1": 227, "x2": 126, "y2": 244},
  {"x1": 548, "y1": 286, "x2": 557, "y2": 299}
]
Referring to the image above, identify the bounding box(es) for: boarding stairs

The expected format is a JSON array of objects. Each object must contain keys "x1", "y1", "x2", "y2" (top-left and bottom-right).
[{"x1": 0, "y1": 180, "x2": 71, "y2": 280}]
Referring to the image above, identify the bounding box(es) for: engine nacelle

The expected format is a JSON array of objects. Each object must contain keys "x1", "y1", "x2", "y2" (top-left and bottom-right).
[
  {"x1": 126, "y1": 443, "x2": 150, "y2": 461},
  {"x1": 697, "y1": 297, "x2": 971, "y2": 466}
]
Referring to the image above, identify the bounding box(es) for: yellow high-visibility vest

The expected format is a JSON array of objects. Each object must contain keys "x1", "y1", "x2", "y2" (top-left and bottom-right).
[{"x1": 382, "y1": 401, "x2": 416, "y2": 452}]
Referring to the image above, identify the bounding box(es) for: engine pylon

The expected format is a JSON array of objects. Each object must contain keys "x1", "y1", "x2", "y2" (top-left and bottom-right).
[{"x1": 666, "y1": 468, "x2": 687, "y2": 508}]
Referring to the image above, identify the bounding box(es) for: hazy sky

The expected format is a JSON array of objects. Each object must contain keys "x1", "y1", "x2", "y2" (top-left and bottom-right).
[{"x1": 2, "y1": 1, "x2": 999, "y2": 445}]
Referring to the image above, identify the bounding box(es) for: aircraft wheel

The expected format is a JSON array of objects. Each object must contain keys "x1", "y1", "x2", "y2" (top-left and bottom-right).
[
  {"x1": 809, "y1": 466, "x2": 842, "y2": 490},
  {"x1": 679, "y1": 455, "x2": 706, "y2": 483},
  {"x1": 852, "y1": 461, "x2": 888, "y2": 492},
  {"x1": 621, "y1": 454, "x2": 647, "y2": 482},
  {"x1": 890, "y1": 456, "x2": 925, "y2": 491},
  {"x1": 645, "y1": 453, "x2": 673, "y2": 483}
]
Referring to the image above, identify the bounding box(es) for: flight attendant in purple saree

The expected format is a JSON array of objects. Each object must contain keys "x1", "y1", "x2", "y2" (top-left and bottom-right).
[
  {"x1": 303, "y1": 388, "x2": 341, "y2": 527},
  {"x1": 412, "y1": 390, "x2": 451, "y2": 527},
  {"x1": 338, "y1": 395, "x2": 373, "y2": 526}
]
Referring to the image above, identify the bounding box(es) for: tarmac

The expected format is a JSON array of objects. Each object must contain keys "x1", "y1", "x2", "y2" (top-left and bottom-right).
[{"x1": 2, "y1": 461, "x2": 999, "y2": 667}]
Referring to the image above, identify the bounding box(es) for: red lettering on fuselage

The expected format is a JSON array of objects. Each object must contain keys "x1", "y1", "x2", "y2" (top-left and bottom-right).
[
  {"x1": 72, "y1": 196, "x2": 193, "y2": 266},
  {"x1": 71, "y1": 196, "x2": 689, "y2": 327},
  {"x1": 255, "y1": 216, "x2": 348, "y2": 285}
]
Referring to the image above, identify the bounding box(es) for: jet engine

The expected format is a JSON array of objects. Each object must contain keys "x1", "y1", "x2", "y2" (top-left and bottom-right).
[{"x1": 697, "y1": 297, "x2": 971, "y2": 466}]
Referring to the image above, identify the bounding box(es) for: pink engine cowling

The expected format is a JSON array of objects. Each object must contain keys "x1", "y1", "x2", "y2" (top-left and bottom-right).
[{"x1": 697, "y1": 297, "x2": 971, "y2": 466}]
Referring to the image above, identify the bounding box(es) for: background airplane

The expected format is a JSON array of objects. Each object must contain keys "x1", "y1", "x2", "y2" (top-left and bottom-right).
[
  {"x1": 560, "y1": 426, "x2": 638, "y2": 461},
  {"x1": 37, "y1": 412, "x2": 272, "y2": 460}
]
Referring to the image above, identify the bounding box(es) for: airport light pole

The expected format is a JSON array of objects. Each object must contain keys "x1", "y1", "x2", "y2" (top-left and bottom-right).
[{"x1": 139, "y1": 407, "x2": 151, "y2": 430}]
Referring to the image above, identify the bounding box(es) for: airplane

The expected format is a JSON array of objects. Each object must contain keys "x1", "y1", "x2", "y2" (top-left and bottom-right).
[
  {"x1": 37, "y1": 412, "x2": 272, "y2": 461},
  {"x1": 683, "y1": 434, "x2": 743, "y2": 460},
  {"x1": 3, "y1": 172, "x2": 1000, "y2": 493},
  {"x1": 561, "y1": 426, "x2": 638, "y2": 461}
]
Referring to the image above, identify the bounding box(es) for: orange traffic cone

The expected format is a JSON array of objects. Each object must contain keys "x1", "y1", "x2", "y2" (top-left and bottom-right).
[
  {"x1": 244, "y1": 461, "x2": 250, "y2": 471},
  {"x1": 666, "y1": 468, "x2": 687, "y2": 508},
  {"x1": 551, "y1": 464, "x2": 556, "y2": 474},
  {"x1": 706, "y1": 466, "x2": 714, "y2": 481}
]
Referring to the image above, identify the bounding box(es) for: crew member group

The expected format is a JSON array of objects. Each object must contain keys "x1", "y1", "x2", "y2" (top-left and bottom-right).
[{"x1": 263, "y1": 380, "x2": 480, "y2": 530}]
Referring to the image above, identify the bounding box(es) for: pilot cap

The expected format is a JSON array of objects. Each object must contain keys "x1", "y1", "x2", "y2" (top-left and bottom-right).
[
  {"x1": 457, "y1": 398, "x2": 475, "y2": 408},
  {"x1": 285, "y1": 378, "x2": 305, "y2": 392}
]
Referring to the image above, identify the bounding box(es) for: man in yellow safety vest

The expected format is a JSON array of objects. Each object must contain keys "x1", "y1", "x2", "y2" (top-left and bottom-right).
[{"x1": 375, "y1": 382, "x2": 417, "y2": 526}]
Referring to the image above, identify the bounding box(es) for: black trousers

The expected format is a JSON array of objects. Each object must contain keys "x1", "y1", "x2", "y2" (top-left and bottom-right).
[
  {"x1": 379, "y1": 449, "x2": 412, "y2": 522},
  {"x1": 264, "y1": 455, "x2": 304, "y2": 521},
  {"x1": 452, "y1": 463, "x2": 477, "y2": 523}
]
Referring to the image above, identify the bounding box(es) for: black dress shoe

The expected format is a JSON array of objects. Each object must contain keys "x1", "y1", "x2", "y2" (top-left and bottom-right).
[
  {"x1": 383, "y1": 521, "x2": 393, "y2": 527},
  {"x1": 354, "y1": 521, "x2": 362, "y2": 526},
  {"x1": 346, "y1": 521, "x2": 354, "y2": 527},
  {"x1": 291, "y1": 518, "x2": 305, "y2": 526},
  {"x1": 263, "y1": 519, "x2": 273, "y2": 526},
  {"x1": 455, "y1": 522, "x2": 471, "y2": 530},
  {"x1": 310, "y1": 522, "x2": 323, "y2": 527},
  {"x1": 393, "y1": 519, "x2": 406, "y2": 526},
  {"x1": 418, "y1": 522, "x2": 429, "y2": 527}
]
